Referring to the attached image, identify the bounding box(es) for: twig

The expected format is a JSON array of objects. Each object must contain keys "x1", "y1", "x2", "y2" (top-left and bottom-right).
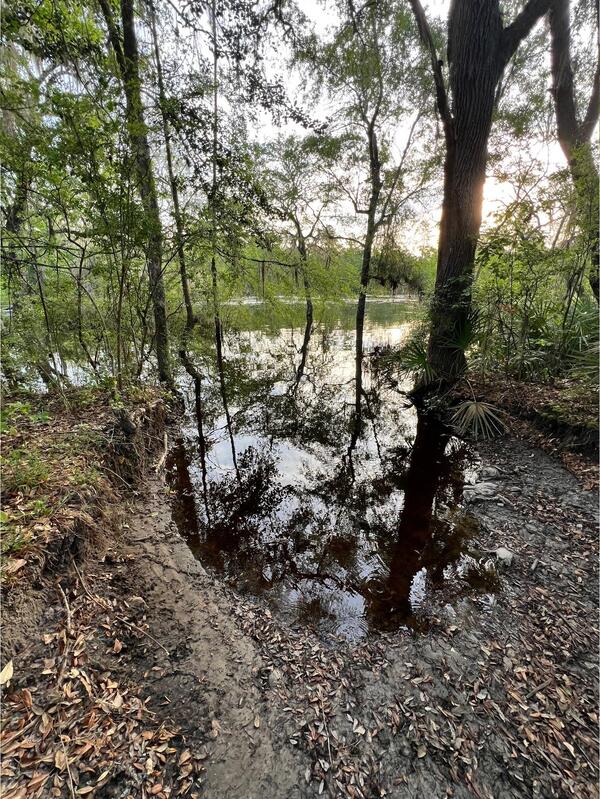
[
  {"x1": 320, "y1": 692, "x2": 333, "y2": 767},
  {"x1": 525, "y1": 678, "x2": 552, "y2": 700},
  {"x1": 70, "y1": 557, "x2": 170, "y2": 657},
  {"x1": 56, "y1": 582, "x2": 73, "y2": 636},
  {"x1": 60, "y1": 737, "x2": 77, "y2": 799},
  {"x1": 154, "y1": 431, "x2": 168, "y2": 473}
]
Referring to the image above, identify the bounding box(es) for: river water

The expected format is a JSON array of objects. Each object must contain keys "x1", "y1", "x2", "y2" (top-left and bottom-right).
[{"x1": 166, "y1": 298, "x2": 497, "y2": 639}]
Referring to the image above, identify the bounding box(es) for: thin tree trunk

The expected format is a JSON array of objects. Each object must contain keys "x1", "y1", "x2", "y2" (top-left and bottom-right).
[
  {"x1": 75, "y1": 247, "x2": 98, "y2": 373},
  {"x1": 549, "y1": 0, "x2": 599, "y2": 301},
  {"x1": 355, "y1": 122, "x2": 382, "y2": 425},
  {"x1": 148, "y1": 0, "x2": 196, "y2": 327},
  {"x1": 291, "y1": 225, "x2": 313, "y2": 388},
  {"x1": 209, "y1": 0, "x2": 239, "y2": 482},
  {"x1": 295, "y1": 277, "x2": 313, "y2": 386},
  {"x1": 355, "y1": 225, "x2": 375, "y2": 421},
  {"x1": 98, "y1": 0, "x2": 172, "y2": 384},
  {"x1": 179, "y1": 347, "x2": 211, "y2": 523}
]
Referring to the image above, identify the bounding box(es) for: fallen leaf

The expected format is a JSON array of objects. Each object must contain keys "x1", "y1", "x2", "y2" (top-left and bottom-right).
[
  {"x1": 0, "y1": 660, "x2": 14, "y2": 686},
  {"x1": 5, "y1": 559, "x2": 26, "y2": 575}
]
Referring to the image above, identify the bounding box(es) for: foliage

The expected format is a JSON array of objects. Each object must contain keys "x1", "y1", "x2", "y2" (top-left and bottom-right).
[
  {"x1": 473, "y1": 199, "x2": 598, "y2": 383},
  {"x1": 451, "y1": 400, "x2": 506, "y2": 441}
]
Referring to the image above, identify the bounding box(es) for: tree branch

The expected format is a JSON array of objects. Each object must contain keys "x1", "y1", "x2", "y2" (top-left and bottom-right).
[
  {"x1": 580, "y1": 56, "x2": 600, "y2": 142},
  {"x1": 407, "y1": 0, "x2": 454, "y2": 144},
  {"x1": 501, "y1": 0, "x2": 551, "y2": 67}
]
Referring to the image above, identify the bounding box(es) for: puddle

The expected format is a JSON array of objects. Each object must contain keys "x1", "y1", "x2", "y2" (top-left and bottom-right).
[{"x1": 166, "y1": 299, "x2": 498, "y2": 639}]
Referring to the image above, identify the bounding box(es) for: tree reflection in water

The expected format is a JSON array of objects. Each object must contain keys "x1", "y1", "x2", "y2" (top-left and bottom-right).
[{"x1": 167, "y1": 301, "x2": 496, "y2": 638}]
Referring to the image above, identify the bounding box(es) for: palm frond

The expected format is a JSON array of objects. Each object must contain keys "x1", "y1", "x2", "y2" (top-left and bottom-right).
[
  {"x1": 398, "y1": 340, "x2": 436, "y2": 384},
  {"x1": 451, "y1": 400, "x2": 506, "y2": 440}
]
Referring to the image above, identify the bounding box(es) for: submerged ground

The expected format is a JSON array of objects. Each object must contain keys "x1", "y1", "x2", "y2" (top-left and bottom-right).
[{"x1": 2, "y1": 299, "x2": 598, "y2": 798}]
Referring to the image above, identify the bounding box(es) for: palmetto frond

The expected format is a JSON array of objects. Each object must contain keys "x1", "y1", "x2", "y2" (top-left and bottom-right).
[{"x1": 451, "y1": 400, "x2": 506, "y2": 440}]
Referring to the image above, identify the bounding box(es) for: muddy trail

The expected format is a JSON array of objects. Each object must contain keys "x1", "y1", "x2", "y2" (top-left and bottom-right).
[{"x1": 84, "y1": 435, "x2": 598, "y2": 797}]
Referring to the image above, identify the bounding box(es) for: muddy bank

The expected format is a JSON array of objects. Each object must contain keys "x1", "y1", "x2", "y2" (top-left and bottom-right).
[
  {"x1": 2, "y1": 394, "x2": 598, "y2": 798},
  {"x1": 89, "y1": 435, "x2": 598, "y2": 797},
  {"x1": 454, "y1": 375, "x2": 599, "y2": 488},
  {"x1": 69, "y1": 440, "x2": 597, "y2": 797}
]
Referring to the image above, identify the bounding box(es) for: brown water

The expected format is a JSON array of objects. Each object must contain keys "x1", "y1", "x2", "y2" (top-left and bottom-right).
[{"x1": 166, "y1": 298, "x2": 498, "y2": 639}]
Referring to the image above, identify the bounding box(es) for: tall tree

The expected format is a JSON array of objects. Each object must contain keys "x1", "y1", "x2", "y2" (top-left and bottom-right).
[
  {"x1": 548, "y1": 0, "x2": 599, "y2": 301},
  {"x1": 262, "y1": 135, "x2": 337, "y2": 388},
  {"x1": 148, "y1": 0, "x2": 196, "y2": 329},
  {"x1": 98, "y1": 0, "x2": 173, "y2": 384},
  {"x1": 315, "y1": 0, "x2": 430, "y2": 425},
  {"x1": 410, "y1": 0, "x2": 551, "y2": 382}
]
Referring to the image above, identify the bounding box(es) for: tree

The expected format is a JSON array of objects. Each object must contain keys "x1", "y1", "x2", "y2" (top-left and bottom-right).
[
  {"x1": 261, "y1": 135, "x2": 337, "y2": 387},
  {"x1": 548, "y1": 0, "x2": 599, "y2": 301},
  {"x1": 98, "y1": 0, "x2": 172, "y2": 384},
  {"x1": 313, "y1": 0, "x2": 431, "y2": 425},
  {"x1": 148, "y1": 0, "x2": 196, "y2": 329},
  {"x1": 409, "y1": 0, "x2": 551, "y2": 383}
]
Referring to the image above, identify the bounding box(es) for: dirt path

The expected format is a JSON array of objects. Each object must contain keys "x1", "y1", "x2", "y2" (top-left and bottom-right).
[{"x1": 99, "y1": 435, "x2": 598, "y2": 799}]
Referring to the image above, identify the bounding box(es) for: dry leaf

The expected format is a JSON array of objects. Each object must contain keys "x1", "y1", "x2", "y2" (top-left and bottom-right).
[
  {"x1": 5, "y1": 559, "x2": 26, "y2": 575},
  {"x1": 54, "y1": 749, "x2": 67, "y2": 771},
  {"x1": 0, "y1": 660, "x2": 14, "y2": 686}
]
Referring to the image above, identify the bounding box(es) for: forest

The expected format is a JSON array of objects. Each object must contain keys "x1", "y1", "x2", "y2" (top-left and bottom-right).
[{"x1": 1, "y1": 0, "x2": 598, "y2": 797}]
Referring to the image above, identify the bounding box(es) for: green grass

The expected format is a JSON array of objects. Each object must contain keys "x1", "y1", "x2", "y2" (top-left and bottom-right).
[{"x1": 2, "y1": 448, "x2": 51, "y2": 494}]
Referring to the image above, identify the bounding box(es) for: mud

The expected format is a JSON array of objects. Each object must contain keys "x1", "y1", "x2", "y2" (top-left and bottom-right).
[{"x1": 102, "y1": 433, "x2": 598, "y2": 798}]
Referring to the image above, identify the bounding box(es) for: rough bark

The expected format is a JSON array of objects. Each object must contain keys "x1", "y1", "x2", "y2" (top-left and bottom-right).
[
  {"x1": 98, "y1": 0, "x2": 172, "y2": 384},
  {"x1": 549, "y1": 0, "x2": 600, "y2": 301},
  {"x1": 410, "y1": 0, "x2": 551, "y2": 383},
  {"x1": 428, "y1": 0, "x2": 504, "y2": 380}
]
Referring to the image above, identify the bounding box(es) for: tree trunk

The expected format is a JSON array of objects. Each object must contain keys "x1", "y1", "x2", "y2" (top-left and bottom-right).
[
  {"x1": 148, "y1": 0, "x2": 196, "y2": 327},
  {"x1": 355, "y1": 224, "x2": 375, "y2": 421},
  {"x1": 354, "y1": 122, "x2": 382, "y2": 424},
  {"x1": 179, "y1": 347, "x2": 211, "y2": 523},
  {"x1": 410, "y1": 0, "x2": 551, "y2": 384},
  {"x1": 291, "y1": 225, "x2": 313, "y2": 388},
  {"x1": 99, "y1": 0, "x2": 172, "y2": 384},
  {"x1": 295, "y1": 276, "x2": 313, "y2": 387},
  {"x1": 428, "y1": 1, "x2": 504, "y2": 381},
  {"x1": 549, "y1": 0, "x2": 599, "y2": 301}
]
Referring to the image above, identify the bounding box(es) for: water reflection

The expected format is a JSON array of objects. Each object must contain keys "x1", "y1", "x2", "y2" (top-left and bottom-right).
[{"x1": 166, "y1": 299, "x2": 496, "y2": 639}]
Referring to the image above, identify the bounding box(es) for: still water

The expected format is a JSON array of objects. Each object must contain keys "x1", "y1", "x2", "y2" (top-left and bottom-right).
[{"x1": 166, "y1": 298, "x2": 496, "y2": 639}]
